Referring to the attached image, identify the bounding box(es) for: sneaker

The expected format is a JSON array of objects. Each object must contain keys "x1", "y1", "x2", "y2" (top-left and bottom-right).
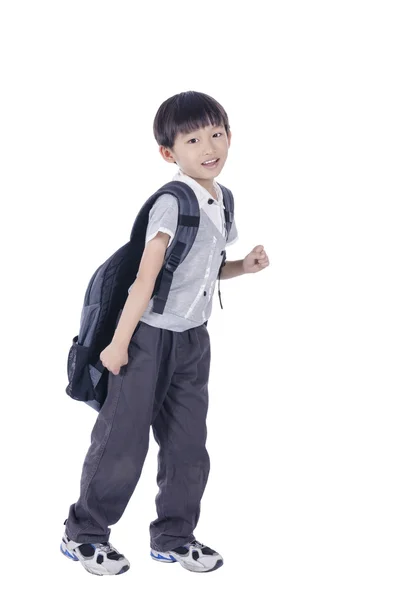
[
  {"x1": 60, "y1": 533, "x2": 130, "y2": 576},
  {"x1": 150, "y1": 540, "x2": 223, "y2": 573}
]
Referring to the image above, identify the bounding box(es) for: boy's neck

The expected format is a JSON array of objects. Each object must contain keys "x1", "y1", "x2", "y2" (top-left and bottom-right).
[
  {"x1": 200, "y1": 179, "x2": 216, "y2": 197},
  {"x1": 181, "y1": 171, "x2": 216, "y2": 198}
]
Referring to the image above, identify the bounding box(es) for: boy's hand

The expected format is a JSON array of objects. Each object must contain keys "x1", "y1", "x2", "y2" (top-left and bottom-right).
[
  {"x1": 100, "y1": 342, "x2": 129, "y2": 376},
  {"x1": 243, "y1": 245, "x2": 270, "y2": 274}
]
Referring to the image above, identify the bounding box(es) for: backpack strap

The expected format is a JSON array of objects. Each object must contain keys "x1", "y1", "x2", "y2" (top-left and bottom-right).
[
  {"x1": 218, "y1": 184, "x2": 234, "y2": 241},
  {"x1": 135, "y1": 181, "x2": 200, "y2": 315}
]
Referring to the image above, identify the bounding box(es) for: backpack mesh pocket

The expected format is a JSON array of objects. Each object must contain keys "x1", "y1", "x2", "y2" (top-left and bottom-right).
[{"x1": 66, "y1": 336, "x2": 95, "y2": 401}]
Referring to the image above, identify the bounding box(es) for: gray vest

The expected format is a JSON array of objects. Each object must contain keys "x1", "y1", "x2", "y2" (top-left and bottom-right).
[{"x1": 141, "y1": 209, "x2": 227, "y2": 332}]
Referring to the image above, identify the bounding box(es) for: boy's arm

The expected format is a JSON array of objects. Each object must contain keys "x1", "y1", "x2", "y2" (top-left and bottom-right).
[
  {"x1": 111, "y1": 232, "x2": 170, "y2": 349},
  {"x1": 219, "y1": 260, "x2": 245, "y2": 280},
  {"x1": 220, "y1": 246, "x2": 270, "y2": 279}
]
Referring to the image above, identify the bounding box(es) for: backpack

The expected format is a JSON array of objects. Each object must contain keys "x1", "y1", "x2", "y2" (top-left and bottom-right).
[{"x1": 65, "y1": 180, "x2": 234, "y2": 411}]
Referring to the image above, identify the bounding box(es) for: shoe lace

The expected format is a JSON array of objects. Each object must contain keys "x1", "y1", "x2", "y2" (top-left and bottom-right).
[{"x1": 96, "y1": 542, "x2": 113, "y2": 553}]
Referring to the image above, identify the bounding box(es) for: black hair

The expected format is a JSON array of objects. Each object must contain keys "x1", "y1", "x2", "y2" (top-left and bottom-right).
[{"x1": 153, "y1": 91, "x2": 230, "y2": 149}]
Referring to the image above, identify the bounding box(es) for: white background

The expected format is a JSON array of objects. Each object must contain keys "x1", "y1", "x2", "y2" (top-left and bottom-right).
[{"x1": 1, "y1": 1, "x2": 396, "y2": 598}]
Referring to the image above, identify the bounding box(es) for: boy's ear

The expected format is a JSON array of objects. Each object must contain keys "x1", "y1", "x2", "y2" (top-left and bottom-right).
[
  {"x1": 227, "y1": 130, "x2": 232, "y2": 147},
  {"x1": 159, "y1": 146, "x2": 177, "y2": 164}
]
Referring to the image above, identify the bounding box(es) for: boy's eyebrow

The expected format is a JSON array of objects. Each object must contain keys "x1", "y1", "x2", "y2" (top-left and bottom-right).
[{"x1": 183, "y1": 124, "x2": 224, "y2": 137}]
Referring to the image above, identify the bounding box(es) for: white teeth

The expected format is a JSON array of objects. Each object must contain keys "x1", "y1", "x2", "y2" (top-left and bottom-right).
[{"x1": 202, "y1": 159, "x2": 218, "y2": 165}]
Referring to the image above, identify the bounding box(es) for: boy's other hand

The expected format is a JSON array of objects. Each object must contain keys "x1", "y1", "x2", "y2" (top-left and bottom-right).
[
  {"x1": 243, "y1": 245, "x2": 270, "y2": 274},
  {"x1": 100, "y1": 343, "x2": 129, "y2": 376}
]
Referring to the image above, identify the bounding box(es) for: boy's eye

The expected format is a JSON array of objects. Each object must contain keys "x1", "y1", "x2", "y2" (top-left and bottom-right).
[{"x1": 187, "y1": 132, "x2": 222, "y2": 143}]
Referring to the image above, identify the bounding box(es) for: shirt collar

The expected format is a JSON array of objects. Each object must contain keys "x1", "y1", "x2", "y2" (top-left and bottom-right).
[{"x1": 172, "y1": 169, "x2": 225, "y2": 209}]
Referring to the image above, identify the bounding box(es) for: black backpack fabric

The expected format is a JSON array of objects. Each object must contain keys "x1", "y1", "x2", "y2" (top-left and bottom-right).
[{"x1": 65, "y1": 181, "x2": 234, "y2": 411}]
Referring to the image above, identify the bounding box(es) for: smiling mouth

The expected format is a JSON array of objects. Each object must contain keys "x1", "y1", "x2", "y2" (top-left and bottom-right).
[{"x1": 201, "y1": 158, "x2": 220, "y2": 167}]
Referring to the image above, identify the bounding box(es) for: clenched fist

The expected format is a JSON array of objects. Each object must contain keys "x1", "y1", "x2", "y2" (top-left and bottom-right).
[
  {"x1": 243, "y1": 245, "x2": 270, "y2": 274},
  {"x1": 100, "y1": 342, "x2": 129, "y2": 376}
]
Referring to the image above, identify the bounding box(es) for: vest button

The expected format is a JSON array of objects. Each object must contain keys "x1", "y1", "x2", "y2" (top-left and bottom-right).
[{"x1": 208, "y1": 199, "x2": 214, "y2": 205}]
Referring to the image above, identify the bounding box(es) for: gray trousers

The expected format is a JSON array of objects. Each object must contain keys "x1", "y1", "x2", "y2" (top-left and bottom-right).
[{"x1": 65, "y1": 321, "x2": 211, "y2": 552}]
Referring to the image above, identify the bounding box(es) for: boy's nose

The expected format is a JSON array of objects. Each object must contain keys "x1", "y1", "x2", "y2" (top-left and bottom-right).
[{"x1": 203, "y1": 147, "x2": 216, "y2": 156}]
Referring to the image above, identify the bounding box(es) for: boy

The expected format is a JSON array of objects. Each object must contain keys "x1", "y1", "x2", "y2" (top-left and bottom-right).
[{"x1": 61, "y1": 91, "x2": 270, "y2": 575}]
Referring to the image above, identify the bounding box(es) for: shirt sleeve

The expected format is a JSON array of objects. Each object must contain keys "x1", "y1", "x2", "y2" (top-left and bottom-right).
[
  {"x1": 226, "y1": 218, "x2": 239, "y2": 246},
  {"x1": 145, "y1": 193, "x2": 178, "y2": 248}
]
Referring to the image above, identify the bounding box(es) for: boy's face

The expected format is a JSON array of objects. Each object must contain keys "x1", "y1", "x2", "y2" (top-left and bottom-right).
[{"x1": 160, "y1": 123, "x2": 231, "y2": 184}]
